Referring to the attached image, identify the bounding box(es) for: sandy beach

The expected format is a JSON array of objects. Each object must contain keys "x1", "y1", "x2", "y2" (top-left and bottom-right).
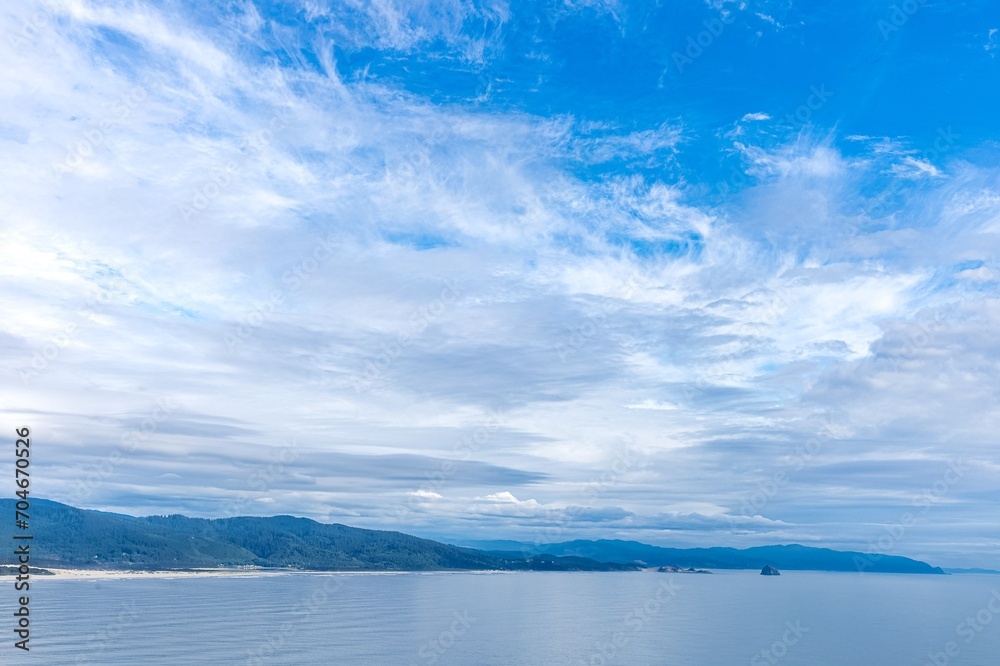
[
  {"x1": 35, "y1": 568, "x2": 479, "y2": 580},
  {"x1": 39, "y1": 567, "x2": 303, "y2": 580}
]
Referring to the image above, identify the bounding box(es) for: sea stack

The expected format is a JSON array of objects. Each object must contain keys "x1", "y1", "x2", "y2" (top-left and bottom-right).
[{"x1": 760, "y1": 565, "x2": 781, "y2": 576}]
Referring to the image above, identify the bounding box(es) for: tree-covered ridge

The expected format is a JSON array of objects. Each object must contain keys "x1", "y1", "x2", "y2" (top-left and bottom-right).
[
  {"x1": 3, "y1": 500, "x2": 635, "y2": 572},
  {"x1": 466, "y1": 539, "x2": 947, "y2": 574}
]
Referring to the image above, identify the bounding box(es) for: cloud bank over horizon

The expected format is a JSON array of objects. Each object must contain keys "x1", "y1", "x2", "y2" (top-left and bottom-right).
[{"x1": 2, "y1": 0, "x2": 999, "y2": 567}]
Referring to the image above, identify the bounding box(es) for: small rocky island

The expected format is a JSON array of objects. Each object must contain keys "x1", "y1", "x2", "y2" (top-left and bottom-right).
[
  {"x1": 760, "y1": 565, "x2": 781, "y2": 576},
  {"x1": 658, "y1": 565, "x2": 712, "y2": 574}
]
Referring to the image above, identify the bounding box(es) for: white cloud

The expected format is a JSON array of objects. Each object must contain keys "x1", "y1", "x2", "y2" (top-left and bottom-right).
[
  {"x1": 625, "y1": 400, "x2": 678, "y2": 411},
  {"x1": 483, "y1": 491, "x2": 523, "y2": 503},
  {"x1": 891, "y1": 156, "x2": 943, "y2": 179},
  {"x1": 739, "y1": 141, "x2": 846, "y2": 179},
  {"x1": 956, "y1": 266, "x2": 993, "y2": 281}
]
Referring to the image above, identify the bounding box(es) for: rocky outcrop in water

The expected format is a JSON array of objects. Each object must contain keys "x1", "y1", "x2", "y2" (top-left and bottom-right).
[{"x1": 761, "y1": 565, "x2": 781, "y2": 576}]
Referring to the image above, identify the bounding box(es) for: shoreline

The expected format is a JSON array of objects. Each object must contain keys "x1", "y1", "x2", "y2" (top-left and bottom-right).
[
  {"x1": 11, "y1": 567, "x2": 963, "y2": 580},
  {"x1": 37, "y1": 568, "x2": 296, "y2": 580},
  {"x1": 31, "y1": 567, "x2": 521, "y2": 580}
]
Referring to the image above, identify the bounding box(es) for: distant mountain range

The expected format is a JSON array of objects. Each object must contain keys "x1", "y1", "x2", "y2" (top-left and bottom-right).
[
  {"x1": 3, "y1": 500, "x2": 947, "y2": 574},
  {"x1": 0, "y1": 500, "x2": 633, "y2": 572},
  {"x1": 450, "y1": 539, "x2": 947, "y2": 575}
]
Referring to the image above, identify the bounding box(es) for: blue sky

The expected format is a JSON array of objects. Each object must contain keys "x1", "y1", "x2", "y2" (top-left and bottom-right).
[{"x1": 2, "y1": 0, "x2": 1000, "y2": 568}]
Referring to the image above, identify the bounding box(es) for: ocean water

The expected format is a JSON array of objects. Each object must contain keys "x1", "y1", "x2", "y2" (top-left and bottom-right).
[{"x1": 24, "y1": 570, "x2": 1000, "y2": 665}]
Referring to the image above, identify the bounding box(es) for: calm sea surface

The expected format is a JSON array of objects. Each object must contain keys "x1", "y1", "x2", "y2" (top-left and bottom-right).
[{"x1": 23, "y1": 570, "x2": 1000, "y2": 665}]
